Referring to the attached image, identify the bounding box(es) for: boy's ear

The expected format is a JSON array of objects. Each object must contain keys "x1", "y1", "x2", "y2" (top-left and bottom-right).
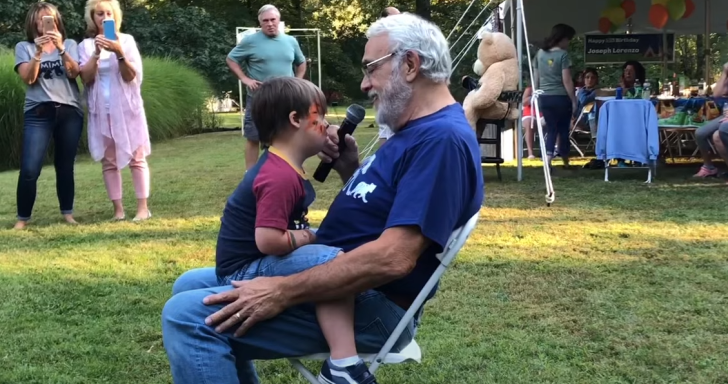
[{"x1": 289, "y1": 111, "x2": 302, "y2": 129}]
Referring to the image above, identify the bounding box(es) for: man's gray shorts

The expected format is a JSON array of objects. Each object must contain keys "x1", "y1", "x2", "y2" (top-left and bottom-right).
[{"x1": 243, "y1": 94, "x2": 259, "y2": 142}]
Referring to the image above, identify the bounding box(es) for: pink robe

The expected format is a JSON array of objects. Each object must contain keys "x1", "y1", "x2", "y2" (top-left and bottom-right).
[{"x1": 79, "y1": 33, "x2": 151, "y2": 170}]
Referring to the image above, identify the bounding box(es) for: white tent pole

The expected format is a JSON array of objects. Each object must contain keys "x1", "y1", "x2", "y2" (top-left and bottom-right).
[
  {"x1": 515, "y1": 0, "x2": 524, "y2": 181},
  {"x1": 317, "y1": 29, "x2": 322, "y2": 89},
  {"x1": 237, "y1": 27, "x2": 246, "y2": 130},
  {"x1": 509, "y1": 0, "x2": 515, "y2": 39},
  {"x1": 705, "y1": 0, "x2": 711, "y2": 81}
]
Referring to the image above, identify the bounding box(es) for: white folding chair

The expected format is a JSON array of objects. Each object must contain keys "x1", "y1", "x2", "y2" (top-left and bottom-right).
[
  {"x1": 287, "y1": 212, "x2": 481, "y2": 383},
  {"x1": 568, "y1": 113, "x2": 586, "y2": 158}
]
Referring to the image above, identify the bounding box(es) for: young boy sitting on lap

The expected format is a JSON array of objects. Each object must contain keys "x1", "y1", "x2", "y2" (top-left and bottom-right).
[{"x1": 214, "y1": 77, "x2": 378, "y2": 384}]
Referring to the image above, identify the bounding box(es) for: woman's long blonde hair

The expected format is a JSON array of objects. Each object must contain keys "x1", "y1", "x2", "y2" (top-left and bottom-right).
[{"x1": 84, "y1": 0, "x2": 123, "y2": 37}]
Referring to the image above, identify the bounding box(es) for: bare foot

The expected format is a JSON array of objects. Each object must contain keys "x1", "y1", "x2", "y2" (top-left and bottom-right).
[
  {"x1": 63, "y1": 214, "x2": 78, "y2": 225},
  {"x1": 111, "y1": 199, "x2": 125, "y2": 221},
  {"x1": 133, "y1": 209, "x2": 152, "y2": 222},
  {"x1": 13, "y1": 221, "x2": 28, "y2": 230}
]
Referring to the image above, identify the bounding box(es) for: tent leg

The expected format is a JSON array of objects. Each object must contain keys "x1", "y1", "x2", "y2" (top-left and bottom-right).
[
  {"x1": 515, "y1": 0, "x2": 523, "y2": 181},
  {"x1": 705, "y1": 0, "x2": 711, "y2": 81}
]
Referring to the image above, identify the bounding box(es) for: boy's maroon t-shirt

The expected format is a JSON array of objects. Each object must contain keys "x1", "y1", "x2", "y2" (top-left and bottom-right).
[{"x1": 215, "y1": 147, "x2": 315, "y2": 277}]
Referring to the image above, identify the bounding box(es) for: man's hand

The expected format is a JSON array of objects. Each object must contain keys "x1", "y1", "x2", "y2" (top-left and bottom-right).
[
  {"x1": 243, "y1": 78, "x2": 262, "y2": 90},
  {"x1": 203, "y1": 277, "x2": 288, "y2": 337},
  {"x1": 318, "y1": 124, "x2": 360, "y2": 177}
]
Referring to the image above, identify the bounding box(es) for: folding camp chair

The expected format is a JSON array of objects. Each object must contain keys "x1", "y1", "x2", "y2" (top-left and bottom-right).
[
  {"x1": 599, "y1": 100, "x2": 658, "y2": 183},
  {"x1": 568, "y1": 114, "x2": 586, "y2": 157},
  {"x1": 287, "y1": 212, "x2": 481, "y2": 383},
  {"x1": 568, "y1": 102, "x2": 597, "y2": 157}
]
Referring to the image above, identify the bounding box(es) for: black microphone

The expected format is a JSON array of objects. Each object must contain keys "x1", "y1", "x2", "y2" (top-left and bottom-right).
[{"x1": 313, "y1": 104, "x2": 367, "y2": 183}]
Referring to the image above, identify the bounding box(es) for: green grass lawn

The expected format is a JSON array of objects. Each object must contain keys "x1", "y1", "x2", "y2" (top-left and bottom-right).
[{"x1": 1, "y1": 126, "x2": 727, "y2": 383}]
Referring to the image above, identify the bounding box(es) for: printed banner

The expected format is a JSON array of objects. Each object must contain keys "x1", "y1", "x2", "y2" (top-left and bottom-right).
[{"x1": 584, "y1": 33, "x2": 675, "y2": 64}]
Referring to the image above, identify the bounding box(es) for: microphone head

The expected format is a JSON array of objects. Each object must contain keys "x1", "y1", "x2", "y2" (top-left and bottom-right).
[{"x1": 345, "y1": 104, "x2": 367, "y2": 124}]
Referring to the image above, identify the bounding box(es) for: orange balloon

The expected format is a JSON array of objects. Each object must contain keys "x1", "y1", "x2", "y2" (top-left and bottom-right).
[
  {"x1": 649, "y1": 4, "x2": 669, "y2": 29},
  {"x1": 598, "y1": 17, "x2": 612, "y2": 34},
  {"x1": 682, "y1": 0, "x2": 695, "y2": 19},
  {"x1": 621, "y1": 0, "x2": 636, "y2": 18}
]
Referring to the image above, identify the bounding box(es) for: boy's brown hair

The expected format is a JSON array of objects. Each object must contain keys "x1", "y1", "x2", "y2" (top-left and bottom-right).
[{"x1": 251, "y1": 77, "x2": 328, "y2": 145}]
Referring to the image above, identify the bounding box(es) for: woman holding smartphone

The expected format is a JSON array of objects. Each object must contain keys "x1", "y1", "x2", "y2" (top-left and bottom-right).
[
  {"x1": 79, "y1": 0, "x2": 152, "y2": 221},
  {"x1": 13, "y1": 2, "x2": 83, "y2": 230}
]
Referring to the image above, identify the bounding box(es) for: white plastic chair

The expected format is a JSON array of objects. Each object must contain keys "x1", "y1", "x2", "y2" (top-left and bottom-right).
[{"x1": 287, "y1": 212, "x2": 481, "y2": 383}]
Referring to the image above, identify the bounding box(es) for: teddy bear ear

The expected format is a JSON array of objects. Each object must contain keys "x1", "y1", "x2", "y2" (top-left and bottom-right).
[
  {"x1": 476, "y1": 26, "x2": 489, "y2": 40},
  {"x1": 477, "y1": 28, "x2": 494, "y2": 45}
]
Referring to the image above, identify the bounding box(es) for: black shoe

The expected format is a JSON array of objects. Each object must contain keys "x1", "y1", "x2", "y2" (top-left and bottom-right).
[{"x1": 318, "y1": 359, "x2": 378, "y2": 384}]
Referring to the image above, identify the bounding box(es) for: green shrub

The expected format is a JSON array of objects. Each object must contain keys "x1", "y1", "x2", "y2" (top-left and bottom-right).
[
  {"x1": 141, "y1": 56, "x2": 217, "y2": 141},
  {"x1": 0, "y1": 47, "x2": 27, "y2": 171},
  {"x1": 0, "y1": 51, "x2": 216, "y2": 171}
]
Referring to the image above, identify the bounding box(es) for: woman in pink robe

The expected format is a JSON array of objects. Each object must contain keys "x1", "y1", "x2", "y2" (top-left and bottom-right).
[{"x1": 79, "y1": 0, "x2": 151, "y2": 221}]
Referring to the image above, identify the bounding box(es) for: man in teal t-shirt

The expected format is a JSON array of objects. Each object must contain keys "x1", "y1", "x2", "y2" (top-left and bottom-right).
[{"x1": 226, "y1": 4, "x2": 306, "y2": 171}]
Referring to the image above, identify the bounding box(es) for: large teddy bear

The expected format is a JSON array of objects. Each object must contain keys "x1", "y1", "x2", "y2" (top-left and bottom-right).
[{"x1": 462, "y1": 31, "x2": 520, "y2": 130}]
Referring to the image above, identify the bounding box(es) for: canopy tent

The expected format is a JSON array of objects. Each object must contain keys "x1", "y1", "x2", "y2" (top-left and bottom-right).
[
  {"x1": 449, "y1": 0, "x2": 721, "y2": 203},
  {"x1": 494, "y1": 0, "x2": 721, "y2": 187},
  {"x1": 504, "y1": 0, "x2": 725, "y2": 38}
]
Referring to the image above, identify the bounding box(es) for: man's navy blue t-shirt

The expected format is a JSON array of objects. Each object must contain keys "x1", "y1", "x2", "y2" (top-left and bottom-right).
[
  {"x1": 315, "y1": 103, "x2": 484, "y2": 301},
  {"x1": 216, "y1": 147, "x2": 315, "y2": 277}
]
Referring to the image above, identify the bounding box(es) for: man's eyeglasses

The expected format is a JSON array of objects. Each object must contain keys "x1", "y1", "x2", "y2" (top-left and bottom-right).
[{"x1": 361, "y1": 52, "x2": 396, "y2": 77}]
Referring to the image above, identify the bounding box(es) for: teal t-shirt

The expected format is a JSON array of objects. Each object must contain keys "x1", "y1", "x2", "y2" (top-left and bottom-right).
[
  {"x1": 534, "y1": 48, "x2": 571, "y2": 96},
  {"x1": 227, "y1": 31, "x2": 305, "y2": 94}
]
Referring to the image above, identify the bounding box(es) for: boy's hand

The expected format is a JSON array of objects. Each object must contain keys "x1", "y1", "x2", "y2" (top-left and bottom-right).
[
  {"x1": 319, "y1": 124, "x2": 359, "y2": 176},
  {"x1": 303, "y1": 229, "x2": 316, "y2": 243}
]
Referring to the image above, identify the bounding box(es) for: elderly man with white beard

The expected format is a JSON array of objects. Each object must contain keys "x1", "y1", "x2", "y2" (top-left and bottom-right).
[{"x1": 160, "y1": 13, "x2": 484, "y2": 384}]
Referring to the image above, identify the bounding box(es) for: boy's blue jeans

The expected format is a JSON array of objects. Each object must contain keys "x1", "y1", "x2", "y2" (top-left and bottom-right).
[
  {"x1": 216, "y1": 243, "x2": 343, "y2": 285},
  {"x1": 162, "y1": 244, "x2": 418, "y2": 384}
]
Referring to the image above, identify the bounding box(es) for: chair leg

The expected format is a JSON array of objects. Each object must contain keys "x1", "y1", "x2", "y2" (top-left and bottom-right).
[
  {"x1": 496, "y1": 164, "x2": 502, "y2": 181},
  {"x1": 289, "y1": 359, "x2": 320, "y2": 384}
]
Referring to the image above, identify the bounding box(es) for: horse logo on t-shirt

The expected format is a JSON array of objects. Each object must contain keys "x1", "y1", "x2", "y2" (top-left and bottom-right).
[{"x1": 343, "y1": 154, "x2": 377, "y2": 203}]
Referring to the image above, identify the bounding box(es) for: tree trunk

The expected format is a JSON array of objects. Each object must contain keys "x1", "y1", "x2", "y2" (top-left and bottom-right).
[
  {"x1": 415, "y1": 0, "x2": 431, "y2": 20},
  {"x1": 696, "y1": 34, "x2": 705, "y2": 80}
]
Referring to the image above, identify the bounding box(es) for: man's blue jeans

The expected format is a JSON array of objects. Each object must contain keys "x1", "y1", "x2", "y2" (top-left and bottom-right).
[
  {"x1": 162, "y1": 245, "x2": 417, "y2": 384},
  {"x1": 17, "y1": 103, "x2": 83, "y2": 220}
]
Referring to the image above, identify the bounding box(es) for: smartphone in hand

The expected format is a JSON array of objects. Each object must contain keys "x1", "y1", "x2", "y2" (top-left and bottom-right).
[
  {"x1": 42, "y1": 15, "x2": 55, "y2": 35},
  {"x1": 103, "y1": 19, "x2": 116, "y2": 40}
]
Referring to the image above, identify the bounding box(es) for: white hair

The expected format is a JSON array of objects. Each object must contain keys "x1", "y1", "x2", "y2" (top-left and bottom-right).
[
  {"x1": 258, "y1": 4, "x2": 280, "y2": 17},
  {"x1": 366, "y1": 13, "x2": 451, "y2": 84}
]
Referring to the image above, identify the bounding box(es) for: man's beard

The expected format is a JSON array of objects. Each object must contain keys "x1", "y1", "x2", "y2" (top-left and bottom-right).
[{"x1": 371, "y1": 65, "x2": 412, "y2": 133}]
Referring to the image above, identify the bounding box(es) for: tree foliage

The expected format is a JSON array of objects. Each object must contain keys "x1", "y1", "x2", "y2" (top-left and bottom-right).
[{"x1": 2, "y1": 0, "x2": 726, "y2": 103}]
